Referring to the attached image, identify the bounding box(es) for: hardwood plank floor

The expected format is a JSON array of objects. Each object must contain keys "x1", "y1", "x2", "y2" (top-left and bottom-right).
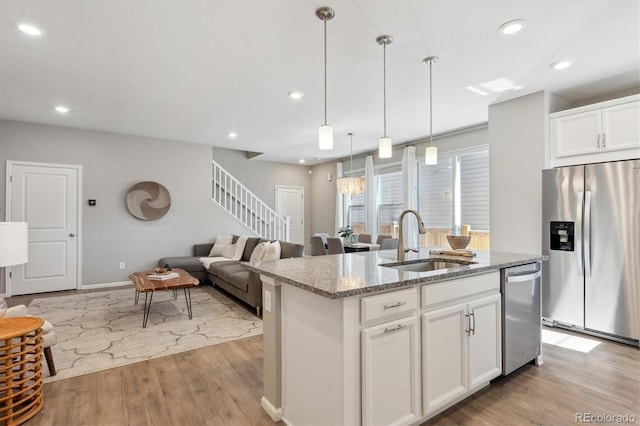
[{"x1": 22, "y1": 324, "x2": 639, "y2": 425}]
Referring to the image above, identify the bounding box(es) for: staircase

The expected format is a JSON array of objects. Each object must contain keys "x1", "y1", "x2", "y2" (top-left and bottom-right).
[{"x1": 211, "y1": 159, "x2": 290, "y2": 241}]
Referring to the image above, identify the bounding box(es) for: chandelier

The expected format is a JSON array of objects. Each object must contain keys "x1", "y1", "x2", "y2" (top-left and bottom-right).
[{"x1": 336, "y1": 133, "x2": 365, "y2": 196}]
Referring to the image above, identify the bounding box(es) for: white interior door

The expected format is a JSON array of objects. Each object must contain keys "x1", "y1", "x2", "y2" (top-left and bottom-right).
[
  {"x1": 7, "y1": 162, "x2": 81, "y2": 295},
  {"x1": 275, "y1": 186, "x2": 304, "y2": 245}
]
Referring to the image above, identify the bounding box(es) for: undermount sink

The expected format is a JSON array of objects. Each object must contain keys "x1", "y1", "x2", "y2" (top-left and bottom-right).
[{"x1": 380, "y1": 259, "x2": 477, "y2": 272}]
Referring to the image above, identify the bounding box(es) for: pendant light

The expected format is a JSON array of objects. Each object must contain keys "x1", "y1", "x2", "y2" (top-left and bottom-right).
[
  {"x1": 317, "y1": 7, "x2": 334, "y2": 150},
  {"x1": 377, "y1": 35, "x2": 393, "y2": 159},
  {"x1": 336, "y1": 133, "x2": 366, "y2": 196},
  {"x1": 424, "y1": 56, "x2": 439, "y2": 165}
]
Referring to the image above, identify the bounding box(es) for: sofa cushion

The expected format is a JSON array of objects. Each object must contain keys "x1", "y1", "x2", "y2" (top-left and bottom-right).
[
  {"x1": 280, "y1": 241, "x2": 305, "y2": 258},
  {"x1": 242, "y1": 237, "x2": 261, "y2": 261},
  {"x1": 228, "y1": 271, "x2": 250, "y2": 292},
  {"x1": 212, "y1": 262, "x2": 249, "y2": 283},
  {"x1": 193, "y1": 243, "x2": 214, "y2": 257},
  {"x1": 262, "y1": 241, "x2": 281, "y2": 261},
  {"x1": 250, "y1": 241, "x2": 270, "y2": 261},
  {"x1": 158, "y1": 256, "x2": 204, "y2": 272},
  {"x1": 208, "y1": 234, "x2": 234, "y2": 256}
]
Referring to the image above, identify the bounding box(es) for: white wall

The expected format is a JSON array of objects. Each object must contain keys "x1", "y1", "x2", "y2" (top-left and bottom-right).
[
  {"x1": 488, "y1": 92, "x2": 547, "y2": 254},
  {"x1": 0, "y1": 119, "x2": 248, "y2": 288}
]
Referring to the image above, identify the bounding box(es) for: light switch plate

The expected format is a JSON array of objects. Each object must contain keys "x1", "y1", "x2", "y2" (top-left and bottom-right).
[{"x1": 265, "y1": 290, "x2": 272, "y2": 313}]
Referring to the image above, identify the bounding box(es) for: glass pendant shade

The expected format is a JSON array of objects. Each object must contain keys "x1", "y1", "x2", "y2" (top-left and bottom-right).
[
  {"x1": 379, "y1": 137, "x2": 392, "y2": 158},
  {"x1": 425, "y1": 146, "x2": 438, "y2": 165},
  {"x1": 319, "y1": 124, "x2": 334, "y2": 150},
  {"x1": 336, "y1": 176, "x2": 366, "y2": 196}
]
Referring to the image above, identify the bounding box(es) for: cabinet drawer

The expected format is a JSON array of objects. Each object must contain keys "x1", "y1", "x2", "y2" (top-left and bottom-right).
[
  {"x1": 361, "y1": 288, "x2": 417, "y2": 325},
  {"x1": 422, "y1": 272, "x2": 499, "y2": 309}
]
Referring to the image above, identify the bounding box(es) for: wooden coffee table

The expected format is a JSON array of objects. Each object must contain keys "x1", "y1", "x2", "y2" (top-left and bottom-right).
[{"x1": 128, "y1": 268, "x2": 199, "y2": 328}]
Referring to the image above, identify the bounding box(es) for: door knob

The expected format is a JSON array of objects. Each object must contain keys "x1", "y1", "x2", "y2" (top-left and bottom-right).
[{"x1": 69, "y1": 233, "x2": 76, "y2": 237}]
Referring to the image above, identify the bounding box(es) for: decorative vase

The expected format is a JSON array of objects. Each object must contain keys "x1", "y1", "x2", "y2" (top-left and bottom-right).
[{"x1": 346, "y1": 234, "x2": 357, "y2": 244}]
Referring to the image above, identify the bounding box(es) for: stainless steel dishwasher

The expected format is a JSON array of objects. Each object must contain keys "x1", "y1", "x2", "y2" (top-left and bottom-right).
[{"x1": 501, "y1": 262, "x2": 542, "y2": 375}]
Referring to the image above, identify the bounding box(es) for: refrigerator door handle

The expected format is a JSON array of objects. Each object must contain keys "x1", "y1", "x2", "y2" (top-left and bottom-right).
[
  {"x1": 584, "y1": 191, "x2": 592, "y2": 277},
  {"x1": 576, "y1": 191, "x2": 584, "y2": 277}
]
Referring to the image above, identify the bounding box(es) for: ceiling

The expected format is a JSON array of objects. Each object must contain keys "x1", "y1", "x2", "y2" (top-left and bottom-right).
[{"x1": 1, "y1": 0, "x2": 638, "y2": 165}]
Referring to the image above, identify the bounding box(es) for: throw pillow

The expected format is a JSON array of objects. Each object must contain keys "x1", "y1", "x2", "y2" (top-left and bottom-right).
[
  {"x1": 262, "y1": 241, "x2": 281, "y2": 261},
  {"x1": 250, "y1": 241, "x2": 270, "y2": 261},
  {"x1": 221, "y1": 244, "x2": 237, "y2": 259},
  {"x1": 208, "y1": 234, "x2": 234, "y2": 257}
]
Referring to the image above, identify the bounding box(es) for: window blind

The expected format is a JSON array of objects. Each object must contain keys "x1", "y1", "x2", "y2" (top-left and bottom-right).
[{"x1": 460, "y1": 151, "x2": 490, "y2": 230}]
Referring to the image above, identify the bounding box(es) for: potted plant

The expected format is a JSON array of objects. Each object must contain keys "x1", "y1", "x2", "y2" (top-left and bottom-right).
[{"x1": 338, "y1": 226, "x2": 356, "y2": 244}]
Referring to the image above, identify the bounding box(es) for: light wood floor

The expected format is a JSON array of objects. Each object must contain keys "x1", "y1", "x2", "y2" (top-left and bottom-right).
[{"x1": 20, "y1": 317, "x2": 639, "y2": 425}]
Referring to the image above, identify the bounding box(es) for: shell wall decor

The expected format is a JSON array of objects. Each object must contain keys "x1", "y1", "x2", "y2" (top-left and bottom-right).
[{"x1": 126, "y1": 181, "x2": 171, "y2": 220}]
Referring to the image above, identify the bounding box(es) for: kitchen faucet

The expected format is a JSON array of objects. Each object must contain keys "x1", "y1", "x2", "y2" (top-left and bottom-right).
[{"x1": 397, "y1": 209, "x2": 427, "y2": 262}]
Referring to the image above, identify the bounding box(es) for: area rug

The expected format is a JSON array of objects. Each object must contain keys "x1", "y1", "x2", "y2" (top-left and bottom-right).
[{"x1": 28, "y1": 286, "x2": 262, "y2": 383}]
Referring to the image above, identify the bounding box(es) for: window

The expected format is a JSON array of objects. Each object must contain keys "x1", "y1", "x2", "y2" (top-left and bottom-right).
[
  {"x1": 377, "y1": 169, "x2": 403, "y2": 237},
  {"x1": 347, "y1": 189, "x2": 365, "y2": 235},
  {"x1": 417, "y1": 148, "x2": 490, "y2": 248}
]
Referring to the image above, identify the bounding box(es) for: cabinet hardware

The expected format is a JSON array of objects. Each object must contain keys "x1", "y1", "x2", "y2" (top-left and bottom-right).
[
  {"x1": 383, "y1": 301, "x2": 406, "y2": 309},
  {"x1": 596, "y1": 134, "x2": 601, "y2": 150},
  {"x1": 470, "y1": 311, "x2": 476, "y2": 335},
  {"x1": 602, "y1": 134, "x2": 606, "y2": 149},
  {"x1": 465, "y1": 313, "x2": 471, "y2": 335},
  {"x1": 383, "y1": 324, "x2": 405, "y2": 333}
]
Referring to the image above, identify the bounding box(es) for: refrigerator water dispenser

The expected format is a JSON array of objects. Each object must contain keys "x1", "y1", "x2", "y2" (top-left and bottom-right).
[{"x1": 550, "y1": 221, "x2": 574, "y2": 251}]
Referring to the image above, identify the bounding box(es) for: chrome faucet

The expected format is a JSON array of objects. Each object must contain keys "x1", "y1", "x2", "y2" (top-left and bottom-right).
[{"x1": 397, "y1": 209, "x2": 427, "y2": 262}]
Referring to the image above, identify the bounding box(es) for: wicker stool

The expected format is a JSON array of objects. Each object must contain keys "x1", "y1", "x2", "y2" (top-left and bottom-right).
[{"x1": 0, "y1": 316, "x2": 44, "y2": 426}]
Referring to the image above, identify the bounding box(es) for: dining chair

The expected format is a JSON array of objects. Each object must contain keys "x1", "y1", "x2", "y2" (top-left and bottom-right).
[
  {"x1": 376, "y1": 234, "x2": 393, "y2": 245},
  {"x1": 358, "y1": 234, "x2": 372, "y2": 243},
  {"x1": 327, "y1": 237, "x2": 345, "y2": 254},
  {"x1": 311, "y1": 236, "x2": 327, "y2": 256},
  {"x1": 379, "y1": 238, "x2": 399, "y2": 250},
  {"x1": 313, "y1": 232, "x2": 329, "y2": 245}
]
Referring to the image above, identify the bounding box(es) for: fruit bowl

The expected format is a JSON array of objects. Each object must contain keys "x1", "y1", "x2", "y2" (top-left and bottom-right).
[{"x1": 446, "y1": 235, "x2": 471, "y2": 250}]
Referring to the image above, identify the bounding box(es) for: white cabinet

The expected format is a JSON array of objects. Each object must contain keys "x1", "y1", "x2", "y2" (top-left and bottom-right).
[
  {"x1": 362, "y1": 315, "x2": 421, "y2": 426},
  {"x1": 550, "y1": 95, "x2": 640, "y2": 167},
  {"x1": 422, "y1": 292, "x2": 501, "y2": 416}
]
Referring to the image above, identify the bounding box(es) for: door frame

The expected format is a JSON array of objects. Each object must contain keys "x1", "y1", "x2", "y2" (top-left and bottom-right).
[
  {"x1": 4, "y1": 160, "x2": 83, "y2": 297},
  {"x1": 275, "y1": 185, "x2": 304, "y2": 244}
]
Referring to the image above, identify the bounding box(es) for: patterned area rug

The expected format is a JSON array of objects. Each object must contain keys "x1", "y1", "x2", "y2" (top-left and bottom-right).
[{"x1": 28, "y1": 285, "x2": 262, "y2": 383}]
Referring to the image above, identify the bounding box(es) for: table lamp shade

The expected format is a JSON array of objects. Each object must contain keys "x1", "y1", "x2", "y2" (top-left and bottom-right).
[{"x1": 0, "y1": 222, "x2": 28, "y2": 267}]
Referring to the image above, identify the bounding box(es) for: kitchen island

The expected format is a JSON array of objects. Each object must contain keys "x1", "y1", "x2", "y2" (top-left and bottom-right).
[{"x1": 247, "y1": 248, "x2": 545, "y2": 426}]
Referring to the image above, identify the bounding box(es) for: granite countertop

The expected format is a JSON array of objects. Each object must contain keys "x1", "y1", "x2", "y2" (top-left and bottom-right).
[{"x1": 246, "y1": 248, "x2": 547, "y2": 299}]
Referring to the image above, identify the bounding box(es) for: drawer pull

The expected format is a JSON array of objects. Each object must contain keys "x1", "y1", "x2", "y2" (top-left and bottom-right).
[
  {"x1": 384, "y1": 324, "x2": 405, "y2": 333},
  {"x1": 383, "y1": 301, "x2": 406, "y2": 309}
]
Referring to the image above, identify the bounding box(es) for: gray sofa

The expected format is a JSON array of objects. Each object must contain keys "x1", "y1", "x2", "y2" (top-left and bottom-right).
[{"x1": 159, "y1": 236, "x2": 304, "y2": 316}]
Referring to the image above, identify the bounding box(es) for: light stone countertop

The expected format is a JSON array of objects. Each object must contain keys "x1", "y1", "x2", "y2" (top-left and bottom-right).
[{"x1": 246, "y1": 248, "x2": 547, "y2": 299}]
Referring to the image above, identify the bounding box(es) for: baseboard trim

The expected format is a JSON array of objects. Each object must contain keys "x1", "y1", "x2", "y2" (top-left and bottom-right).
[
  {"x1": 80, "y1": 281, "x2": 133, "y2": 290},
  {"x1": 261, "y1": 396, "x2": 283, "y2": 422}
]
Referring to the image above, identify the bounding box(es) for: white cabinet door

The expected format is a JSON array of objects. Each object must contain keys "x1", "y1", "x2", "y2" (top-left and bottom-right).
[
  {"x1": 602, "y1": 101, "x2": 640, "y2": 153},
  {"x1": 362, "y1": 316, "x2": 420, "y2": 426},
  {"x1": 551, "y1": 109, "x2": 601, "y2": 158},
  {"x1": 467, "y1": 293, "x2": 502, "y2": 389},
  {"x1": 421, "y1": 303, "x2": 468, "y2": 416}
]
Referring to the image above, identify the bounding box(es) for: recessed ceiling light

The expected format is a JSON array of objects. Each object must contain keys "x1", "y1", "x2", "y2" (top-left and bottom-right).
[
  {"x1": 299, "y1": 159, "x2": 305, "y2": 163},
  {"x1": 54, "y1": 105, "x2": 69, "y2": 114},
  {"x1": 551, "y1": 60, "x2": 573, "y2": 70},
  {"x1": 499, "y1": 19, "x2": 526, "y2": 35},
  {"x1": 228, "y1": 132, "x2": 238, "y2": 138},
  {"x1": 288, "y1": 91, "x2": 304, "y2": 100},
  {"x1": 16, "y1": 22, "x2": 43, "y2": 36}
]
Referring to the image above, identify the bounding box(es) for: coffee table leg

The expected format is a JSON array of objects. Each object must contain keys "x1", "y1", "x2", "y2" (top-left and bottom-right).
[
  {"x1": 173, "y1": 289, "x2": 177, "y2": 299},
  {"x1": 135, "y1": 290, "x2": 139, "y2": 305},
  {"x1": 184, "y1": 288, "x2": 193, "y2": 319},
  {"x1": 142, "y1": 292, "x2": 153, "y2": 328}
]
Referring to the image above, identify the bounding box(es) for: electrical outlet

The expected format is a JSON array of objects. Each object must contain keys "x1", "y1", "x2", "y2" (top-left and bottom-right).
[
  {"x1": 264, "y1": 290, "x2": 272, "y2": 313},
  {"x1": 119, "y1": 262, "x2": 125, "y2": 270}
]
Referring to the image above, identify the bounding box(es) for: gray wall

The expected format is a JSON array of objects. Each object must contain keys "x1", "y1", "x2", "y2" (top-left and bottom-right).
[
  {"x1": 0, "y1": 119, "x2": 248, "y2": 287},
  {"x1": 211, "y1": 147, "x2": 312, "y2": 252},
  {"x1": 488, "y1": 92, "x2": 547, "y2": 254},
  {"x1": 309, "y1": 125, "x2": 488, "y2": 236}
]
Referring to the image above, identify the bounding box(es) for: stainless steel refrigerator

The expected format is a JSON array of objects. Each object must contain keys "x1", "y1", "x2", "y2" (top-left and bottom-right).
[{"x1": 542, "y1": 159, "x2": 639, "y2": 346}]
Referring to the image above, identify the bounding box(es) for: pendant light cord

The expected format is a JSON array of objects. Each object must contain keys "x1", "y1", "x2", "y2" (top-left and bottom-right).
[
  {"x1": 429, "y1": 59, "x2": 433, "y2": 146},
  {"x1": 383, "y1": 42, "x2": 387, "y2": 137},
  {"x1": 349, "y1": 132, "x2": 354, "y2": 173},
  {"x1": 324, "y1": 19, "x2": 328, "y2": 126}
]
